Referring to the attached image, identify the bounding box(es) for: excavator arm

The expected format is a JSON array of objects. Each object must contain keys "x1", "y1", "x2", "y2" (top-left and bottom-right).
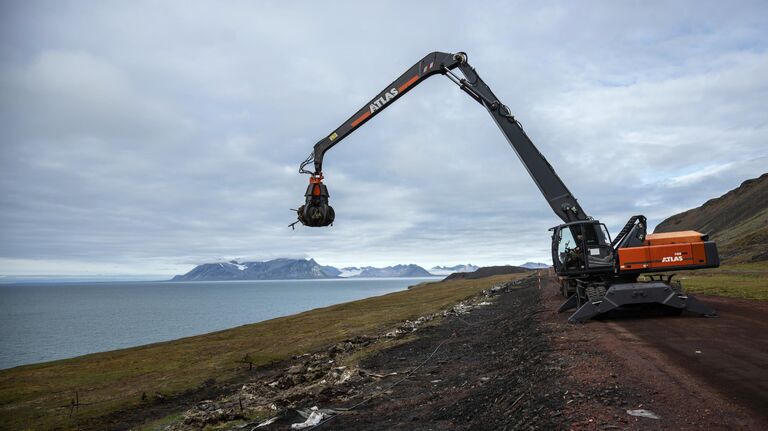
[{"x1": 295, "y1": 51, "x2": 588, "y2": 227}]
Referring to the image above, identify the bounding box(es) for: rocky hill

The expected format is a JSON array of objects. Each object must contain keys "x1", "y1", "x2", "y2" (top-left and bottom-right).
[
  {"x1": 444, "y1": 265, "x2": 530, "y2": 280},
  {"x1": 654, "y1": 173, "x2": 768, "y2": 262}
]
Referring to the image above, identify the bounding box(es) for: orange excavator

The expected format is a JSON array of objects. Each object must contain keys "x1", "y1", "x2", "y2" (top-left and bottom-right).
[{"x1": 293, "y1": 52, "x2": 718, "y2": 322}]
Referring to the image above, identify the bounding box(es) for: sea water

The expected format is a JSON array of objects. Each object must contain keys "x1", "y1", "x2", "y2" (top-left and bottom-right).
[{"x1": 0, "y1": 277, "x2": 438, "y2": 369}]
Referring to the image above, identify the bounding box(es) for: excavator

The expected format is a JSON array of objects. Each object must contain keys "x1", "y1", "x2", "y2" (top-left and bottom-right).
[{"x1": 293, "y1": 51, "x2": 718, "y2": 323}]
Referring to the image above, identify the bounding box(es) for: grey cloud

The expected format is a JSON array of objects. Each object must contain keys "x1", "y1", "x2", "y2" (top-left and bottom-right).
[{"x1": 1, "y1": 1, "x2": 767, "y2": 275}]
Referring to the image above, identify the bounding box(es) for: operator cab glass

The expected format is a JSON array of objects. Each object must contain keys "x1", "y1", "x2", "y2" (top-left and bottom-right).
[
  {"x1": 551, "y1": 221, "x2": 613, "y2": 275},
  {"x1": 557, "y1": 227, "x2": 577, "y2": 268}
]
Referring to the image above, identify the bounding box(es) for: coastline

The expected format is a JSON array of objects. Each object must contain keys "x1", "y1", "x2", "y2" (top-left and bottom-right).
[
  {"x1": 0, "y1": 277, "x2": 442, "y2": 370},
  {"x1": 0, "y1": 273, "x2": 524, "y2": 430}
]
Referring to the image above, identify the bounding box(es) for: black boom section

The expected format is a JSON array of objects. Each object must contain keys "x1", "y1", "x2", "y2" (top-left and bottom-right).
[
  {"x1": 308, "y1": 52, "x2": 461, "y2": 174},
  {"x1": 454, "y1": 62, "x2": 588, "y2": 222}
]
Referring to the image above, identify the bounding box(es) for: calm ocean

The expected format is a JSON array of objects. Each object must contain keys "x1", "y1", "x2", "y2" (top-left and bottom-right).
[{"x1": 0, "y1": 277, "x2": 438, "y2": 370}]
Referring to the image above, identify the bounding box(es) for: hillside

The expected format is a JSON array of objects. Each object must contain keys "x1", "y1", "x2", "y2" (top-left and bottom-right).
[
  {"x1": 654, "y1": 173, "x2": 768, "y2": 263},
  {"x1": 444, "y1": 265, "x2": 530, "y2": 280}
]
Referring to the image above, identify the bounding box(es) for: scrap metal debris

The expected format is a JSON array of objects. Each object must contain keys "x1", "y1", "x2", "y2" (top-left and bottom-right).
[
  {"x1": 253, "y1": 416, "x2": 278, "y2": 428},
  {"x1": 290, "y1": 406, "x2": 328, "y2": 429},
  {"x1": 626, "y1": 408, "x2": 661, "y2": 419}
]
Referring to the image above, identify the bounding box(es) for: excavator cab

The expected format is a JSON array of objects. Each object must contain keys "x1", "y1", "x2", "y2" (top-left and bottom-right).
[{"x1": 551, "y1": 221, "x2": 613, "y2": 276}]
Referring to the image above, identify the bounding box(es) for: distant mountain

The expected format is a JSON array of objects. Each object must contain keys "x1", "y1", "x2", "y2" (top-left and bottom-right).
[
  {"x1": 356, "y1": 264, "x2": 432, "y2": 278},
  {"x1": 337, "y1": 265, "x2": 434, "y2": 278},
  {"x1": 172, "y1": 260, "x2": 435, "y2": 281},
  {"x1": 654, "y1": 173, "x2": 768, "y2": 263},
  {"x1": 444, "y1": 265, "x2": 530, "y2": 281},
  {"x1": 429, "y1": 264, "x2": 480, "y2": 275},
  {"x1": 339, "y1": 267, "x2": 364, "y2": 277},
  {"x1": 171, "y1": 259, "x2": 339, "y2": 281},
  {"x1": 520, "y1": 262, "x2": 550, "y2": 269},
  {"x1": 319, "y1": 264, "x2": 342, "y2": 277}
]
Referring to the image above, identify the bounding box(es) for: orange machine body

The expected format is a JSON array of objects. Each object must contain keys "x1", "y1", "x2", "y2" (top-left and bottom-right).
[{"x1": 618, "y1": 230, "x2": 715, "y2": 272}]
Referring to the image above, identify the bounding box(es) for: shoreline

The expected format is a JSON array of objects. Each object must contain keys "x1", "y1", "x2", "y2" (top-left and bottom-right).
[
  {"x1": 0, "y1": 275, "x2": 444, "y2": 285},
  {"x1": 0, "y1": 277, "x2": 442, "y2": 370}
]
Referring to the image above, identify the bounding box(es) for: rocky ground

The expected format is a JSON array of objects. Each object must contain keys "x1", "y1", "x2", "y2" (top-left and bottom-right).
[{"x1": 121, "y1": 273, "x2": 767, "y2": 430}]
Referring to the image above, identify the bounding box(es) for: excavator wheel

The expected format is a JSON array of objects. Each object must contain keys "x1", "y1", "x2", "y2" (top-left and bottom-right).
[
  {"x1": 585, "y1": 284, "x2": 606, "y2": 303},
  {"x1": 671, "y1": 279, "x2": 683, "y2": 293}
]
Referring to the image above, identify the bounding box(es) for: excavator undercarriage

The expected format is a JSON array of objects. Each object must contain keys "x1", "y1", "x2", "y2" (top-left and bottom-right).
[
  {"x1": 557, "y1": 277, "x2": 717, "y2": 323},
  {"x1": 292, "y1": 51, "x2": 718, "y2": 323}
]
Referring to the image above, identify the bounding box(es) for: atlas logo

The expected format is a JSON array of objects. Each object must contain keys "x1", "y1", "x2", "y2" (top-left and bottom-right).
[
  {"x1": 661, "y1": 255, "x2": 684, "y2": 263},
  {"x1": 369, "y1": 88, "x2": 398, "y2": 113}
]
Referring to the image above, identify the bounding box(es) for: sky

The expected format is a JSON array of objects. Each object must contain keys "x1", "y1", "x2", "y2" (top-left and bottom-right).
[{"x1": 1, "y1": 1, "x2": 766, "y2": 276}]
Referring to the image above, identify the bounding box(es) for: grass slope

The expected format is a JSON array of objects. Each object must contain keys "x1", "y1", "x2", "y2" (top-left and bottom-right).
[
  {"x1": 676, "y1": 262, "x2": 768, "y2": 300},
  {"x1": 0, "y1": 274, "x2": 526, "y2": 430}
]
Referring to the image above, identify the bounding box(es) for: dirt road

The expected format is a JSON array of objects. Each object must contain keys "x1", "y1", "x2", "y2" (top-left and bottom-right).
[
  {"x1": 622, "y1": 294, "x2": 768, "y2": 418},
  {"x1": 542, "y1": 278, "x2": 768, "y2": 430},
  {"x1": 597, "y1": 294, "x2": 768, "y2": 424}
]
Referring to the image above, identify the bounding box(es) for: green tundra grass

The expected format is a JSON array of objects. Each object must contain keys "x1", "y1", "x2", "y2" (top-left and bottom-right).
[
  {"x1": 0, "y1": 273, "x2": 526, "y2": 430},
  {"x1": 675, "y1": 261, "x2": 768, "y2": 300}
]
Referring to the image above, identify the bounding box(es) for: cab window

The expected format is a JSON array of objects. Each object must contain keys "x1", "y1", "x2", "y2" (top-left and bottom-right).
[{"x1": 557, "y1": 228, "x2": 576, "y2": 265}]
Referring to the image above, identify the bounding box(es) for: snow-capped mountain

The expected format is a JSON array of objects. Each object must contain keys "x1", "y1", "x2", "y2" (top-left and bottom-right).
[
  {"x1": 519, "y1": 262, "x2": 550, "y2": 269},
  {"x1": 338, "y1": 265, "x2": 432, "y2": 278},
  {"x1": 338, "y1": 267, "x2": 365, "y2": 278},
  {"x1": 171, "y1": 260, "x2": 433, "y2": 281},
  {"x1": 357, "y1": 264, "x2": 432, "y2": 278},
  {"x1": 171, "y1": 259, "x2": 339, "y2": 281},
  {"x1": 429, "y1": 264, "x2": 480, "y2": 276}
]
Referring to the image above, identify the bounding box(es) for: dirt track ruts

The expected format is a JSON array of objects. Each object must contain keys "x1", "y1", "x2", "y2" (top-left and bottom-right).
[
  {"x1": 601, "y1": 293, "x2": 768, "y2": 422},
  {"x1": 542, "y1": 275, "x2": 768, "y2": 430}
]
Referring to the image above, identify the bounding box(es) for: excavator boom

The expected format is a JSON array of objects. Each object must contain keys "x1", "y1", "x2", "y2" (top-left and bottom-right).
[{"x1": 298, "y1": 51, "x2": 587, "y2": 225}]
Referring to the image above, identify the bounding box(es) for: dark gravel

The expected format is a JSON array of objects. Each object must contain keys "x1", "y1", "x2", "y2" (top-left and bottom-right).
[{"x1": 302, "y1": 277, "x2": 569, "y2": 430}]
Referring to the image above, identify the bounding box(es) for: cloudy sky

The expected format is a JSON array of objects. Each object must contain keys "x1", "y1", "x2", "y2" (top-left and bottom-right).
[{"x1": 1, "y1": 1, "x2": 766, "y2": 276}]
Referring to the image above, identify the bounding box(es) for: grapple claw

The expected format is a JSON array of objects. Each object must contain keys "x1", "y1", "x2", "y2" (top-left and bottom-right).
[{"x1": 295, "y1": 174, "x2": 335, "y2": 227}]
